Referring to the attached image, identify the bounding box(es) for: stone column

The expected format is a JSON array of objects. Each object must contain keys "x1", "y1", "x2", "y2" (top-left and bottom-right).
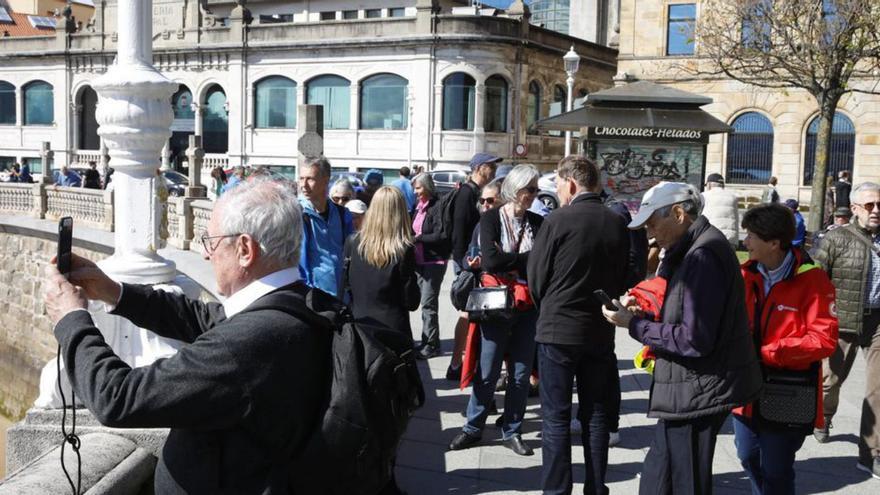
[
  {"x1": 349, "y1": 85, "x2": 359, "y2": 131},
  {"x1": 14, "y1": 86, "x2": 22, "y2": 126},
  {"x1": 191, "y1": 103, "x2": 204, "y2": 137},
  {"x1": 297, "y1": 104, "x2": 324, "y2": 170},
  {"x1": 185, "y1": 135, "x2": 207, "y2": 198},
  {"x1": 70, "y1": 104, "x2": 82, "y2": 154},
  {"x1": 39, "y1": 142, "x2": 54, "y2": 184},
  {"x1": 473, "y1": 82, "x2": 486, "y2": 153}
]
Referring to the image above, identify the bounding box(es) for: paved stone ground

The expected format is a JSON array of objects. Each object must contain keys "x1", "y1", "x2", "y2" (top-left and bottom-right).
[{"x1": 396, "y1": 266, "x2": 879, "y2": 494}]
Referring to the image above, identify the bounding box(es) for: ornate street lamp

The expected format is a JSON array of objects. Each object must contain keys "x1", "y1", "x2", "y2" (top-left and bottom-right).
[{"x1": 563, "y1": 45, "x2": 580, "y2": 156}]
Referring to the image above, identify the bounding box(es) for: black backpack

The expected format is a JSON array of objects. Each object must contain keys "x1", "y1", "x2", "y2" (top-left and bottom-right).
[
  {"x1": 436, "y1": 181, "x2": 478, "y2": 246},
  {"x1": 285, "y1": 289, "x2": 425, "y2": 495}
]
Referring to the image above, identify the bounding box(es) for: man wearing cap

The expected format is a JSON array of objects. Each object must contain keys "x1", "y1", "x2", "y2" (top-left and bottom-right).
[
  {"x1": 701, "y1": 173, "x2": 740, "y2": 249},
  {"x1": 810, "y1": 207, "x2": 852, "y2": 252},
  {"x1": 436, "y1": 153, "x2": 499, "y2": 368},
  {"x1": 602, "y1": 181, "x2": 761, "y2": 495},
  {"x1": 346, "y1": 199, "x2": 368, "y2": 231}
]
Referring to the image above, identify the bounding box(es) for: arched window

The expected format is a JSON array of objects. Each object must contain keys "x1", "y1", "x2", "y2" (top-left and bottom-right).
[
  {"x1": 0, "y1": 81, "x2": 14, "y2": 124},
  {"x1": 23, "y1": 81, "x2": 53, "y2": 125},
  {"x1": 725, "y1": 112, "x2": 774, "y2": 185},
  {"x1": 442, "y1": 72, "x2": 475, "y2": 131},
  {"x1": 803, "y1": 112, "x2": 855, "y2": 185},
  {"x1": 360, "y1": 74, "x2": 408, "y2": 130},
  {"x1": 307, "y1": 75, "x2": 350, "y2": 129},
  {"x1": 254, "y1": 76, "x2": 296, "y2": 129},
  {"x1": 79, "y1": 86, "x2": 99, "y2": 150},
  {"x1": 548, "y1": 85, "x2": 566, "y2": 136},
  {"x1": 172, "y1": 86, "x2": 194, "y2": 120},
  {"x1": 484, "y1": 75, "x2": 508, "y2": 133},
  {"x1": 204, "y1": 86, "x2": 228, "y2": 154},
  {"x1": 526, "y1": 81, "x2": 541, "y2": 134}
]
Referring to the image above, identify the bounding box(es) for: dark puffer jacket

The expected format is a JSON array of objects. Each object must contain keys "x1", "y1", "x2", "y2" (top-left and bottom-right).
[{"x1": 813, "y1": 220, "x2": 873, "y2": 336}]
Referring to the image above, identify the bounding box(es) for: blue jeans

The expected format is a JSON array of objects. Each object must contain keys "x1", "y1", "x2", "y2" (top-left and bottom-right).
[
  {"x1": 539, "y1": 342, "x2": 613, "y2": 495},
  {"x1": 733, "y1": 415, "x2": 806, "y2": 495},
  {"x1": 463, "y1": 310, "x2": 537, "y2": 440}
]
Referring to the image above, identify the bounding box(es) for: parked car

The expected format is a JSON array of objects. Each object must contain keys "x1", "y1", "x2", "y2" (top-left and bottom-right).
[
  {"x1": 163, "y1": 169, "x2": 189, "y2": 197},
  {"x1": 537, "y1": 172, "x2": 559, "y2": 210},
  {"x1": 426, "y1": 169, "x2": 468, "y2": 196}
]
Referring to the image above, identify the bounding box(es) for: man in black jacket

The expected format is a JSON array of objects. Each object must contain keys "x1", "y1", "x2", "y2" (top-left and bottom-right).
[
  {"x1": 603, "y1": 181, "x2": 761, "y2": 495},
  {"x1": 528, "y1": 156, "x2": 630, "y2": 495},
  {"x1": 439, "y1": 152, "x2": 499, "y2": 372},
  {"x1": 44, "y1": 179, "x2": 331, "y2": 494}
]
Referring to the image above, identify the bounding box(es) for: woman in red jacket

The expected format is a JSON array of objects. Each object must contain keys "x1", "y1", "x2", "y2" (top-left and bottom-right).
[{"x1": 736, "y1": 203, "x2": 838, "y2": 494}]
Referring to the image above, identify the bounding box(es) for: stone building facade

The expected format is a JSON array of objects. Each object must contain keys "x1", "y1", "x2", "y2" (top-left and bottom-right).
[
  {"x1": 616, "y1": 0, "x2": 880, "y2": 205},
  {"x1": 0, "y1": 0, "x2": 617, "y2": 179}
]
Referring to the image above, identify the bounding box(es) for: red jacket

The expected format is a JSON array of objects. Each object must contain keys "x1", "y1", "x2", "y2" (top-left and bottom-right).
[{"x1": 733, "y1": 249, "x2": 839, "y2": 427}]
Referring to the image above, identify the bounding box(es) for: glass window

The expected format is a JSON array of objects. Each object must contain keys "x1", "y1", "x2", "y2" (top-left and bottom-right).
[
  {"x1": 526, "y1": 81, "x2": 541, "y2": 134},
  {"x1": 0, "y1": 81, "x2": 14, "y2": 124},
  {"x1": 803, "y1": 113, "x2": 855, "y2": 185},
  {"x1": 204, "y1": 86, "x2": 228, "y2": 154},
  {"x1": 0, "y1": 156, "x2": 14, "y2": 172},
  {"x1": 307, "y1": 75, "x2": 351, "y2": 130},
  {"x1": 442, "y1": 73, "x2": 475, "y2": 131},
  {"x1": 365, "y1": 9, "x2": 382, "y2": 18},
  {"x1": 667, "y1": 3, "x2": 696, "y2": 56},
  {"x1": 725, "y1": 112, "x2": 774, "y2": 185},
  {"x1": 389, "y1": 8, "x2": 406, "y2": 18},
  {"x1": 484, "y1": 75, "x2": 508, "y2": 133},
  {"x1": 259, "y1": 13, "x2": 293, "y2": 24},
  {"x1": 548, "y1": 85, "x2": 566, "y2": 136},
  {"x1": 254, "y1": 76, "x2": 296, "y2": 129},
  {"x1": 320, "y1": 11, "x2": 336, "y2": 21},
  {"x1": 23, "y1": 80, "x2": 53, "y2": 125},
  {"x1": 741, "y1": 0, "x2": 771, "y2": 49},
  {"x1": 360, "y1": 74, "x2": 408, "y2": 130},
  {"x1": 342, "y1": 10, "x2": 358, "y2": 20}
]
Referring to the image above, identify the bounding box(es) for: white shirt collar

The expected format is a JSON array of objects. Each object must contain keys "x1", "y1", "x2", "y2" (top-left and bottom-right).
[{"x1": 222, "y1": 267, "x2": 300, "y2": 319}]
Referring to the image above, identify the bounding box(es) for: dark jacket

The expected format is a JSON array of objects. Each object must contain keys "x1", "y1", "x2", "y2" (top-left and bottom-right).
[
  {"x1": 813, "y1": 220, "x2": 874, "y2": 336},
  {"x1": 344, "y1": 238, "x2": 420, "y2": 336},
  {"x1": 414, "y1": 195, "x2": 451, "y2": 262},
  {"x1": 835, "y1": 180, "x2": 852, "y2": 208},
  {"x1": 628, "y1": 216, "x2": 762, "y2": 420},
  {"x1": 479, "y1": 206, "x2": 543, "y2": 278},
  {"x1": 55, "y1": 282, "x2": 331, "y2": 494},
  {"x1": 603, "y1": 192, "x2": 649, "y2": 288},
  {"x1": 451, "y1": 181, "x2": 481, "y2": 264},
  {"x1": 528, "y1": 193, "x2": 629, "y2": 348}
]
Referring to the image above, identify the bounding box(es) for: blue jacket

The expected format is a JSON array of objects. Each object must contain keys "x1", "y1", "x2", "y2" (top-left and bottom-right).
[
  {"x1": 793, "y1": 211, "x2": 806, "y2": 247},
  {"x1": 391, "y1": 177, "x2": 416, "y2": 212},
  {"x1": 299, "y1": 198, "x2": 354, "y2": 297}
]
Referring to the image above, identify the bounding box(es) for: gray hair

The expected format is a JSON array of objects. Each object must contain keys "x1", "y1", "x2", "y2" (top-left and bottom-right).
[
  {"x1": 656, "y1": 199, "x2": 701, "y2": 220},
  {"x1": 851, "y1": 182, "x2": 880, "y2": 204},
  {"x1": 500, "y1": 164, "x2": 540, "y2": 203},
  {"x1": 217, "y1": 178, "x2": 302, "y2": 267},
  {"x1": 330, "y1": 179, "x2": 354, "y2": 197},
  {"x1": 303, "y1": 156, "x2": 332, "y2": 178},
  {"x1": 412, "y1": 172, "x2": 435, "y2": 196}
]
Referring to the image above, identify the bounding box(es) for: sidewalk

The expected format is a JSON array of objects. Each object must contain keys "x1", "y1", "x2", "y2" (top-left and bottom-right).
[{"x1": 396, "y1": 266, "x2": 878, "y2": 494}]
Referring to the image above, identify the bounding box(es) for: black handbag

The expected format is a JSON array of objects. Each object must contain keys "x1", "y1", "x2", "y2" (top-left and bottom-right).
[
  {"x1": 755, "y1": 363, "x2": 819, "y2": 432},
  {"x1": 465, "y1": 286, "x2": 512, "y2": 322},
  {"x1": 450, "y1": 270, "x2": 477, "y2": 312}
]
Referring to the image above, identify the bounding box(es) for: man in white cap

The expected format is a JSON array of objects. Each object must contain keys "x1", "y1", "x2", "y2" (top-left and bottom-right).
[
  {"x1": 345, "y1": 199, "x2": 367, "y2": 231},
  {"x1": 602, "y1": 181, "x2": 762, "y2": 495}
]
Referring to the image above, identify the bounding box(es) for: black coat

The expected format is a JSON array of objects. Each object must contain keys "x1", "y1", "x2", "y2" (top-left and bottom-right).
[
  {"x1": 479, "y1": 206, "x2": 544, "y2": 278},
  {"x1": 451, "y1": 181, "x2": 481, "y2": 263},
  {"x1": 54, "y1": 281, "x2": 331, "y2": 494},
  {"x1": 527, "y1": 193, "x2": 630, "y2": 347},
  {"x1": 344, "y1": 238, "x2": 420, "y2": 336},
  {"x1": 414, "y1": 195, "x2": 451, "y2": 262}
]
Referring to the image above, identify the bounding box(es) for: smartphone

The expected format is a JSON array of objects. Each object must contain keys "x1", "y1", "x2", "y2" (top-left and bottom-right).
[
  {"x1": 593, "y1": 289, "x2": 618, "y2": 311},
  {"x1": 467, "y1": 245, "x2": 480, "y2": 259},
  {"x1": 57, "y1": 217, "x2": 73, "y2": 278}
]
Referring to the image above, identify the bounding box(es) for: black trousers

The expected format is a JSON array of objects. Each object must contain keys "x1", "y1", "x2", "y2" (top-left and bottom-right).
[{"x1": 639, "y1": 412, "x2": 728, "y2": 495}]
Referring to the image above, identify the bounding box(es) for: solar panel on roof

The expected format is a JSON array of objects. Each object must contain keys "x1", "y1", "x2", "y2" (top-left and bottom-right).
[
  {"x1": 0, "y1": 7, "x2": 12, "y2": 23},
  {"x1": 28, "y1": 16, "x2": 57, "y2": 29}
]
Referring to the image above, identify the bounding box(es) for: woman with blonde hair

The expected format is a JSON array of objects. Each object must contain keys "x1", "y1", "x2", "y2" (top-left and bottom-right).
[{"x1": 343, "y1": 186, "x2": 420, "y2": 336}]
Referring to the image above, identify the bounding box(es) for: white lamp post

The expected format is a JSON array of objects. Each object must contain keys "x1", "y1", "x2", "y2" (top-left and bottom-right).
[{"x1": 563, "y1": 45, "x2": 580, "y2": 156}]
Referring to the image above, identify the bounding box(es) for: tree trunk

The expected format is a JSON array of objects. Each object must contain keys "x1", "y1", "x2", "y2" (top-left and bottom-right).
[{"x1": 807, "y1": 102, "x2": 836, "y2": 233}]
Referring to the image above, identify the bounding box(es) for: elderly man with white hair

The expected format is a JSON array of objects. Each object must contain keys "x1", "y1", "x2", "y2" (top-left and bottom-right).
[{"x1": 43, "y1": 179, "x2": 331, "y2": 494}]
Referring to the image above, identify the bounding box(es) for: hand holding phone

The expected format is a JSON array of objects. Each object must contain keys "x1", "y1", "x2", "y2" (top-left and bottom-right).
[
  {"x1": 57, "y1": 217, "x2": 73, "y2": 278},
  {"x1": 593, "y1": 289, "x2": 619, "y2": 311}
]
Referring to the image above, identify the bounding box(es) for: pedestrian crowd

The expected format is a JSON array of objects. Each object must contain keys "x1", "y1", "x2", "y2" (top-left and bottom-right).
[{"x1": 40, "y1": 150, "x2": 880, "y2": 495}]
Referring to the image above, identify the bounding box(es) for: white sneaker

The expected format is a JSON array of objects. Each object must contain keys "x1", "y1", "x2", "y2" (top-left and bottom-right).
[
  {"x1": 570, "y1": 417, "x2": 582, "y2": 434},
  {"x1": 609, "y1": 431, "x2": 621, "y2": 447}
]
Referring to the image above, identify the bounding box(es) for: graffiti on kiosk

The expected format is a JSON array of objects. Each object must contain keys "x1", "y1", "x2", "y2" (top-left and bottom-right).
[{"x1": 597, "y1": 143, "x2": 704, "y2": 213}]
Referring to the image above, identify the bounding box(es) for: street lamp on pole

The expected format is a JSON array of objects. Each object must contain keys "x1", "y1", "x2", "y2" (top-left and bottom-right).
[{"x1": 563, "y1": 45, "x2": 580, "y2": 156}]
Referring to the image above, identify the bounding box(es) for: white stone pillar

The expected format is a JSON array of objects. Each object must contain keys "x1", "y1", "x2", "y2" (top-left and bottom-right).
[
  {"x1": 349, "y1": 84, "x2": 359, "y2": 130},
  {"x1": 14, "y1": 86, "x2": 22, "y2": 126},
  {"x1": 191, "y1": 103, "x2": 204, "y2": 137},
  {"x1": 473, "y1": 82, "x2": 486, "y2": 153},
  {"x1": 70, "y1": 103, "x2": 82, "y2": 153}
]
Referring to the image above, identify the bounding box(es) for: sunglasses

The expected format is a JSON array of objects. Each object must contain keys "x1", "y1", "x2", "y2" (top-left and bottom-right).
[
  {"x1": 856, "y1": 202, "x2": 878, "y2": 212},
  {"x1": 520, "y1": 186, "x2": 539, "y2": 194},
  {"x1": 479, "y1": 197, "x2": 497, "y2": 205},
  {"x1": 332, "y1": 196, "x2": 351, "y2": 203}
]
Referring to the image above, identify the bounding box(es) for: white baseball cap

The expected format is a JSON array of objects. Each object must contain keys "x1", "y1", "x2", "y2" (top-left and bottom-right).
[
  {"x1": 628, "y1": 182, "x2": 700, "y2": 230},
  {"x1": 345, "y1": 199, "x2": 367, "y2": 215}
]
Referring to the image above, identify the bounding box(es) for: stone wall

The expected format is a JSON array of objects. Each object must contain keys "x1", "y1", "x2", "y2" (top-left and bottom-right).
[{"x1": 0, "y1": 231, "x2": 109, "y2": 421}]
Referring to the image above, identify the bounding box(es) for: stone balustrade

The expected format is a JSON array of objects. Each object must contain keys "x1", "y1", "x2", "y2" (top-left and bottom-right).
[
  {"x1": 70, "y1": 150, "x2": 105, "y2": 167},
  {"x1": 0, "y1": 184, "x2": 37, "y2": 217},
  {"x1": 45, "y1": 186, "x2": 114, "y2": 231},
  {"x1": 190, "y1": 199, "x2": 214, "y2": 256}
]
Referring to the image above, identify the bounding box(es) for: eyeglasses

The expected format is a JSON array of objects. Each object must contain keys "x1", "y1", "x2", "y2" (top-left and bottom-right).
[
  {"x1": 479, "y1": 197, "x2": 497, "y2": 205},
  {"x1": 856, "y1": 202, "x2": 878, "y2": 212},
  {"x1": 200, "y1": 233, "x2": 242, "y2": 255},
  {"x1": 520, "y1": 186, "x2": 539, "y2": 194},
  {"x1": 332, "y1": 196, "x2": 351, "y2": 204}
]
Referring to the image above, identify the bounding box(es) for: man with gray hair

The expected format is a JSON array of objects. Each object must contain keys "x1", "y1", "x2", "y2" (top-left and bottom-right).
[
  {"x1": 43, "y1": 179, "x2": 332, "y2": 493},
  {"x1": 603, "y1": 181, "x2": 761, "y2": 494},
  {"x1": 813, "y1": 181, "x2": 880, "y2": 478}
]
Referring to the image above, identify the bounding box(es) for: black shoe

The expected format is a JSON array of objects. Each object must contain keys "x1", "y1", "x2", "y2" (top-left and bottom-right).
[
  {"x1": 503, "y1": 434, "x2": 533, "y2": 456},
  {"x1": 449, "y1": 431, "x2": 481, "y2": 451},
  {"x1": 528, "y1": 381, "x2": 539, "y2": 398},
  {"x1": 417, "y1": 345, "x2": 439, "y2": 360},
  {"x1": 445, "y1": 363, "x2": 461, "y2": 381}
]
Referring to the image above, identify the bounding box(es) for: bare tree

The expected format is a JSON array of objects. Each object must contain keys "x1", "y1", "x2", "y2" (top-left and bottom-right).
[{"x1": 691, "y1": 0, "x2": 880, "y2": 231}]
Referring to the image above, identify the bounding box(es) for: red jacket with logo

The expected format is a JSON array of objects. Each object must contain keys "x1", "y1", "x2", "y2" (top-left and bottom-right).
[{"x1": 733, "y1": 249, "x2": 839, "y2": 427}]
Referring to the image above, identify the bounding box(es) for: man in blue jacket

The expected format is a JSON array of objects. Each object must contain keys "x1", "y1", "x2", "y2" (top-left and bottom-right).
[{"x1": 298, "y1": 156, "x2": 354, "y2": 297}]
